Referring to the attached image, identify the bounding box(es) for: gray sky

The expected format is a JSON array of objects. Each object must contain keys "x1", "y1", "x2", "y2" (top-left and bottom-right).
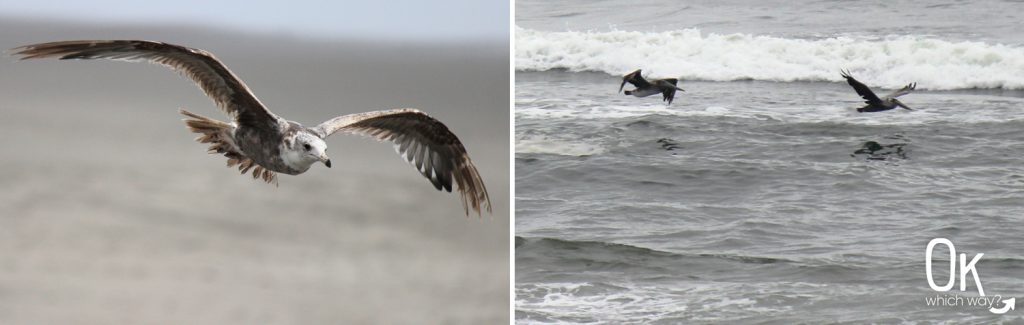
[{"x1": 0, "y1": 0, "x2": 509, "y2": 41}]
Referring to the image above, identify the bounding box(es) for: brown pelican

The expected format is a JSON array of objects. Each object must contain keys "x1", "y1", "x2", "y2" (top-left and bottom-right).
[
  {"x1": 11, "y1": 40, "x2": 491, "y2": 215},
  {"x1": 841, "y1": 70, "x2": 916, "y2": 113},
  {"x1": 619, "y1": 69, "x2": 685, "y2": 105}
]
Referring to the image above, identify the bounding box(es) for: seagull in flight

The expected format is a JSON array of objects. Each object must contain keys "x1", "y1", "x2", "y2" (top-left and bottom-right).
[
  {"x1": 841, "y1": 70, "x2": 917, "y2": 113},
  {"x1": 619, "y1": 69, "x2": 685, "y2": 105},
  {"x1": 11, "y1": 40, "x2": 491, "y2": 215}
]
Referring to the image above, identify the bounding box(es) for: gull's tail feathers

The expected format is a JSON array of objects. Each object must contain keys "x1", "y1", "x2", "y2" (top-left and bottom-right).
[{"x1": 180, "y1": 108, "x2": 277, "y2": 186}]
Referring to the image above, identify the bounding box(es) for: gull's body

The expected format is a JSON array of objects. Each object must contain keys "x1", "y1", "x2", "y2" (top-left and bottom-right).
[
  {"x1": 619, "y1": 69, "x2": 685, "y2": 105},
  {"x1": 841, "y1": 70, "x2": 917, "y2": 113},
  {"x1": 12, "y1": 40, "x2": 490, "y2": 215}
]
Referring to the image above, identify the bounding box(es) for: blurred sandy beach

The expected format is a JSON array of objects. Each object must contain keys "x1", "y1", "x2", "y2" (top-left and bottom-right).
[{"x1": 0, "y1": 19, "x2": 508, "y2": 324}]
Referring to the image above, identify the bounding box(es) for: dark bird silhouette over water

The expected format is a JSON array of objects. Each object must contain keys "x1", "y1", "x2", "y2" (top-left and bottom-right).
[
  {"x1": 841, "y1": 70, "x2": 917, "y2": 112},
  {"x1": 852, "y1": 141, "x2": 908, "y2": 160},
  {"x1": 11, "y1": 40, "x2": 490, "y2": 215},
  {"x1": 619, "y1": 69, "x2": 685, "y2": 105}
]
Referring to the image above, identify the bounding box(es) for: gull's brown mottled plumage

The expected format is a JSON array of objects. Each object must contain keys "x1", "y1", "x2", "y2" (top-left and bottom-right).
[
  {"x1": 11, "y1": 40, "x2": 491, "y2": 215},
  {"x1": 180, "y1": 109, "x2": 278, "y2": 185},
  {"x1": 12, "y1": 40, "x2": 281, "y2": 127}
]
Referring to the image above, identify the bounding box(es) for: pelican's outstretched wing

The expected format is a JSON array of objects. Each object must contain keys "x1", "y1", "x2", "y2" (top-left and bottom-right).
[
  {"x1": 884, "y1": 82, "x2": 917, "y2": 100},
  {"x1": 11, "y1": 40, "x2": 282, "y2": 129},
  {"x1": 620, "y1": 69, "x2": 651, "y2": 92},
  {"x1": 840, "y1": 70, "x2": 882, "y2": 105},
  {"x1": 312, "y1": 109, "x2": 491, "y2": 216},
  {"x1": 656, "y1": 79, "x2": 684, "y2": 105}
]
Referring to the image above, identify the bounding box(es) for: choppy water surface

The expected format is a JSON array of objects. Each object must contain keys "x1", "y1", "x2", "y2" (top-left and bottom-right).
[{"x1": 516, "y1": 0, "x2": 1024, "y2": 323}]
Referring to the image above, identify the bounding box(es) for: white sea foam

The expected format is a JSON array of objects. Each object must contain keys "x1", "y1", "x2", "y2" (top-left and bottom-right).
[
  {"x1": 516, "y1": 282, "x2": 792, "y2": 324},
  {"x1": 516, "y1": 27, "x2": 1024, "y2": 90},
  {"x1": 516, "y1": 134, "x2": 606, "y2": 156}
]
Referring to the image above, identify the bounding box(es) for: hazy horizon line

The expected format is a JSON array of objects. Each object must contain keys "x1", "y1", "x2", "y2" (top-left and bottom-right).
[{"x1": 0, "y1": 15, "x2": 510, "y2": 45}]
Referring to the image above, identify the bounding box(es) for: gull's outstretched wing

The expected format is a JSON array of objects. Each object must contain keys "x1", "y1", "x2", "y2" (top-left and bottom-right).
[
  {"x1": 620, "y1": 69, "x2": 651, "y2": 92},
  {"x1": 884, "y1": 82, "x2": 917, "y2": 100},
  {"x1": 11, "y1": 40, "x2": 282, "y2": 129},
  {"x1": 313, "y1": 109, "x2": 491, "y2": 216},
  {"x1": 840, "y1": 70, "x2": 882, "y2": 105}
]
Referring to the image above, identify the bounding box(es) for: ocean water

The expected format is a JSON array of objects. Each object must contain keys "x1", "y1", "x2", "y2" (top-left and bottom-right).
[{"x1": 515, "y1": 0, "x2": 1024, "y2": 323}]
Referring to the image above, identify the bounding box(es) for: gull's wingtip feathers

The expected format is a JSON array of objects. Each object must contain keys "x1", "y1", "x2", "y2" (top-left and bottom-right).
[{"x1": 315, "y1": 108, "x2": 492, "y2": 216}]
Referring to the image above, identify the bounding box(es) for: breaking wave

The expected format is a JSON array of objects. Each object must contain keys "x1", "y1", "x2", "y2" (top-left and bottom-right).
[{"x1": 516, "y1": 26, "x2": 1024, "y2": 90}]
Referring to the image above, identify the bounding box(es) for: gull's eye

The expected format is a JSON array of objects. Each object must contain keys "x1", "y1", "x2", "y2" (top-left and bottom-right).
[{"x1": 303, "y1": 143, "x2": 312, "y2": 151}]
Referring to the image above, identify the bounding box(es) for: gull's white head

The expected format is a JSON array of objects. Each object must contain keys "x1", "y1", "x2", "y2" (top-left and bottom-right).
[{"x1": 284, "y1": 131, "x2": 330, "y2": 172}]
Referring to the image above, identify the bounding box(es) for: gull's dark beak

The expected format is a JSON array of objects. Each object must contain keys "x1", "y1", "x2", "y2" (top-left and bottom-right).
[{"x1": 319, "y1": 154, "x2": 332, "y2": 168}]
